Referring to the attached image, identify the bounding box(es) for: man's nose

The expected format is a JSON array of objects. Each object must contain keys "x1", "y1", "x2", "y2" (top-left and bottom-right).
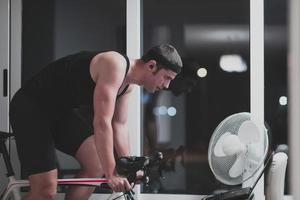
[{"x1": 164, "y1": 80, "x2": 171, "y2": 89}]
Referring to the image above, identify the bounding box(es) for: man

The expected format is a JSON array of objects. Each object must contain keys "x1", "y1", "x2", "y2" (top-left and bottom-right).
[{"x1": 9, "y1": 44, "x2": 182, "y2": 200}]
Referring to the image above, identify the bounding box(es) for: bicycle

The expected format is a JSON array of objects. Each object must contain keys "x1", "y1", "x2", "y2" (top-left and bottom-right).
[{"x1": 0, "y1": 131, "x2": 163, "y2": 200}]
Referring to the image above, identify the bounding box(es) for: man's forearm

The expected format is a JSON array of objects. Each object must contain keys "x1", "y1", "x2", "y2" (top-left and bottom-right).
[
  {"x1": 93, "y1": 121, "x2": 116, "y2": 178},
  {"x1": 113, "y1": 123, "x2": 130, "y2": 157}
]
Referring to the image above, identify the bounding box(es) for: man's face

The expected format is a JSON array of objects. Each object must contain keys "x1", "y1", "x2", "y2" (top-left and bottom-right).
[{"x1": 145, "y1": 66, "x2": 177, "y2": 93}]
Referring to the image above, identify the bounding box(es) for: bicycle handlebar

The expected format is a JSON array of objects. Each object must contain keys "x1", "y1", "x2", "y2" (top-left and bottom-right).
[
  {"x1": 55, "y1": 153, "x2": 164, "y2": 200},
  {"x1": 109, "y1": 152, "x2": 163, "y2": 200},
  {"x1": 116, "y1": 152, "x2": 163, "y2": 184}
]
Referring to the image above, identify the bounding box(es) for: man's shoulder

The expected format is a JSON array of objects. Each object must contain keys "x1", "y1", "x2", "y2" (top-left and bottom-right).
[
  {"x1": 92, "y1": 51, "x2": 127, "y2": 71},
  {"x1": 90, "y1": 51, "x2": 127, "y2": 84}
]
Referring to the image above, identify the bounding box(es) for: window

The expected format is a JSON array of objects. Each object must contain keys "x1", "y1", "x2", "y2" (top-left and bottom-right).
[{"x1": 142, "y1": 0, "x2": 250, "y2": 195}]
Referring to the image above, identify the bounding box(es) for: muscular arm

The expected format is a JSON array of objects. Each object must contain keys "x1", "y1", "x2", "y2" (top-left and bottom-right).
[
  {"x1": 112, "y1": 87, "x2": 133, "y2": 157},
  {"x1": 91, "y1": 52, "x2": 126, "y2": 179}
]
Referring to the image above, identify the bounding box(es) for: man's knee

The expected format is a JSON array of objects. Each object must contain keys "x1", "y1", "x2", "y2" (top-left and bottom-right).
[
  {"x1": 30, "y1": 179, "x2": 57, "y2": 199},
  {"x1": 29, "y1": 171, "x2": 57, "y2": 199},
  {"x1": 81, "y1": 165, "x2": 103, "y2": 178}
]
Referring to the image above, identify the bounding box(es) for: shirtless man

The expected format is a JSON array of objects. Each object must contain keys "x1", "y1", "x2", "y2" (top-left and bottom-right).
[{"x1": 9, "y1": 44, "x2": 183, "y2": 200}]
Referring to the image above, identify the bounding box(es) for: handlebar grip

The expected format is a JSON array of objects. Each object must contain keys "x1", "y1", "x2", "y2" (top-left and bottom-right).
[
  {"x1": 148, "y1": 152, "x2": 163, "y2": 166},
  {"x1": 116, "y1": 152, "x2": 164, "y2": 184}
]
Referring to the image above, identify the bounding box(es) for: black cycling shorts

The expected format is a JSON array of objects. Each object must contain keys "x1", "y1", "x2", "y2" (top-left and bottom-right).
[{"x1": 9, "y1": 90, "x2": 94, "y2": 178}]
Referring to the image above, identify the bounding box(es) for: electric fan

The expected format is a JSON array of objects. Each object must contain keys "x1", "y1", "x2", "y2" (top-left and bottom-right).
[
  {"x1": 204, "y1": 112, "x2": 269, "y2": 200},
  {"x1": 208, "y1": 112, "x2": 268, "y2": 185}
]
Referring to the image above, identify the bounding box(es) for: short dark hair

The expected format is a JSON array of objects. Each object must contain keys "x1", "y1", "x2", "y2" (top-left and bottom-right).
[{"x1": 141, "y1": 44, "x2": 183, "y2": 74}]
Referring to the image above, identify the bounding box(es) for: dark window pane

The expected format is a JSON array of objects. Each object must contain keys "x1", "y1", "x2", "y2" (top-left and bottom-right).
[{"x1": 142, "y1": 0, "x2": 250, "y2": 195}]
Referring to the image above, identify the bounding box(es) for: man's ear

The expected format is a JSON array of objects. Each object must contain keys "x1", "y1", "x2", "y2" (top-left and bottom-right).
[{"x1": 147, "y1": 60, "x2": 157, "y2": 71}]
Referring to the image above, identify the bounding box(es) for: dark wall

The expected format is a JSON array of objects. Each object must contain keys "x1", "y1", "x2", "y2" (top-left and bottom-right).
[
  {"x1": 53, "y1": 0, "x2": 126, "y2": 58},
  {"x1": 22, "y1": 0, "x2": 126, "y2": 84},
  {"x1": 22, "y1": 0, "x2": 55, "y2": 84}
]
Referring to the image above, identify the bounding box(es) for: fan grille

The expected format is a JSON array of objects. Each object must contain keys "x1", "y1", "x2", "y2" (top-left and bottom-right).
[{"x1": 208, "y1": 112, "x2": 269, "y2": 185}]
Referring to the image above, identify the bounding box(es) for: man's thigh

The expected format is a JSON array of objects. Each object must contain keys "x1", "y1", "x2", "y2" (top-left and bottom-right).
[
  {"x1": 10, "y1": 91, "x2": 58, "y2": 178},
  {"x1": 53, "y1": 106, "x2": 94, "y2": 157}
]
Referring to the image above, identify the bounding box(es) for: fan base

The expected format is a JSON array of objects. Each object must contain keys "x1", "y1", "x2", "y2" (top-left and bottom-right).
[{"x1": 202, "y1": 187, "x2": 253, "y2": 200}]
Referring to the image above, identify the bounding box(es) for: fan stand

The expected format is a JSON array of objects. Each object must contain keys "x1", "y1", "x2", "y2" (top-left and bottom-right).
[
  {"x1": 202, "y1": 151, "x2": 275, "y2": 200},
  {"x1": 202, "y1": 187, "x2": 254, "y2": 200}
]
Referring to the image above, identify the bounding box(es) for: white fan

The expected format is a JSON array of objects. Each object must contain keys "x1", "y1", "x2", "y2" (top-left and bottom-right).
[{"x1": 208, "y1": 112, "x2": 269, "y2": 185}]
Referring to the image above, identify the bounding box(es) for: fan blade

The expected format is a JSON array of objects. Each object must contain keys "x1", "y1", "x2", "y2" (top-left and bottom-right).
[
  {"x1": 237, "y1": 120, "x2": 260, "y2": 144},
  {"x1": 247, "y1": 143, "x2": 263, "y2": 165},
  {"x1": 222, "y1": 134, "x2": 243, "y2": 156},
  {"x1": 214, "y1": 132, "x2": 232, "y2": 157},
  {"x1": 229, "y1": 153, "x2": 246, "y2": 178}
]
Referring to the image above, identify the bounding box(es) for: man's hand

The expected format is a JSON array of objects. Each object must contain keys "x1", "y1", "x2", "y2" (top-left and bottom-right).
[
  {"x1": 108, "y1": 174, "x2": 132, "y2": 192},
  {"x1": 135, "y1": 170, "x2": 145, "y2": 184}
]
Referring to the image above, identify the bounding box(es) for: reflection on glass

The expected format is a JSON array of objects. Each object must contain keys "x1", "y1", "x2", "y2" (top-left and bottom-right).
[{"x1": 142, "y1": 0, "x2": 250, "y2": 195}]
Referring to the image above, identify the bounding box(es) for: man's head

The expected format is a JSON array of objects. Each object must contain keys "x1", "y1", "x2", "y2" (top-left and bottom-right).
[
  {"x1": 141, "y1": 44, "x2": 183, "y2": 93},
  {"x1": 141, "y1": 44, "x2": 183, "y2": 74}
]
